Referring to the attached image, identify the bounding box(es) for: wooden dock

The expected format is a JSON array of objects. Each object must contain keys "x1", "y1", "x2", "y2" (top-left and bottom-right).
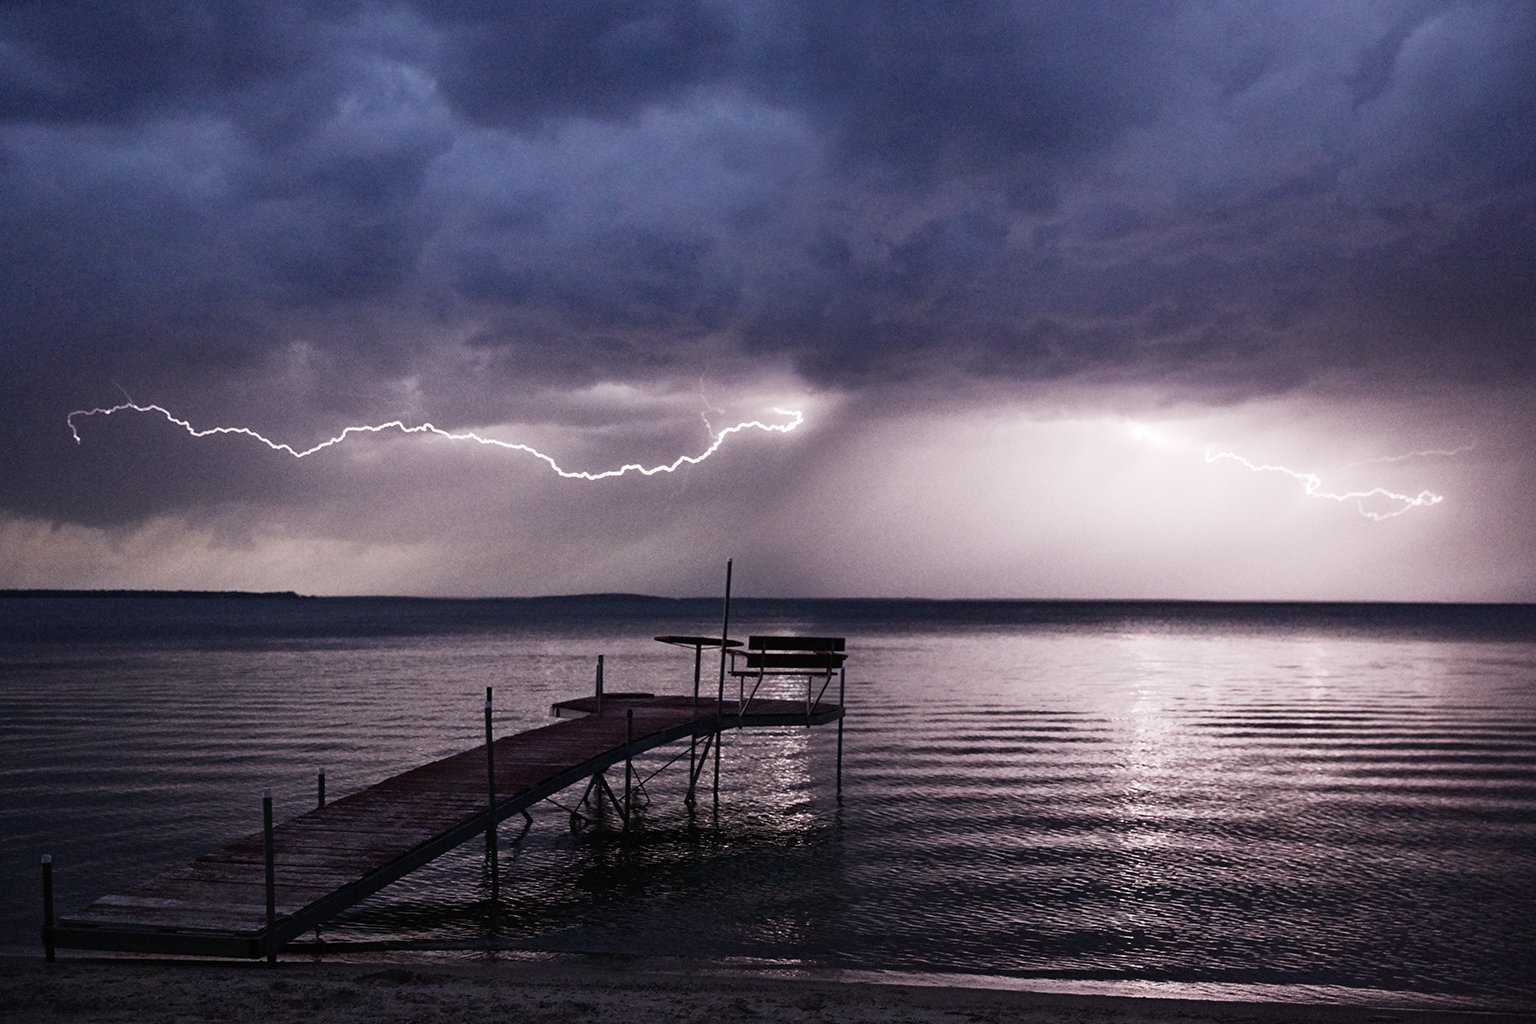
[{"x1": 46, "y1": 691, "x2": 844, "y2": 960}]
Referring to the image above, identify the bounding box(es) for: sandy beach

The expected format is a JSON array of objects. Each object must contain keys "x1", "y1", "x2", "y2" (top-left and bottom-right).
[{"x1": 4, "y1": 955, "x2": 1531, "y2": 1024}]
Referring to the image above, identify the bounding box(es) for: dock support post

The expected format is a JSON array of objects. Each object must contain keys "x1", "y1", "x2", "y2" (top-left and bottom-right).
[
  {"x1": 40, "y1": 854, "x2": 54, "y2": 963},
  {"x1": 686, "y1": 641, "x2": 702, "y2": 806},
  {"x1": 711, "y1": 722, "x2": 721, "y2": 808},
  {"x1": 595, "y1": 654, "x2": 604, "y2": 714},
  {"x1": 624, "y1": 708, "x2": 634, "y2": 834},
  {"x1": 317, "y1": 769, "x2": 326, "y2": 809},
  {"x1": 484, "y1": 687, "x2": 499, "y2": 904},
  {"x1": 837, "y1": 667, "x2": 845, "y2": 796},
  {"x1": 262, "y1": 789, "x2": 277, "y2": 965},
  {"x1": 714, "y1": 559, "x2": 732, "y2": 809}
]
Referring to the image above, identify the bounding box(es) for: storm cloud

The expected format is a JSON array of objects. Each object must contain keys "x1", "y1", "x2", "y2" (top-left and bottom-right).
[{"x1": 3, "y1": 1, "x2": 1533, "y2": 597}]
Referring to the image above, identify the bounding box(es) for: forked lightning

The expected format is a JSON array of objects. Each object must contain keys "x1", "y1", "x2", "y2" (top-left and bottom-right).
[
  {"x1": 67, "y1": 401, "x2": 804, "y2": 480},
  {"x1": 1203, "y1": 450, "x2": 1443, "y2": 521}
]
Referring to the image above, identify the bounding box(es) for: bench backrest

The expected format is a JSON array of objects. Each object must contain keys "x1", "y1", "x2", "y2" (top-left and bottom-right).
[
  {"x1": 748, "y1": 635, "x2": 844, "y2": 652},
  {"x1": 734, "y1": 635, "x2": 846, "y2": 673}
]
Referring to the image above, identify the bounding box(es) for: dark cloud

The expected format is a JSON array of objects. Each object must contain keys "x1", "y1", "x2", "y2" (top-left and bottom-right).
[
  {"x1": 1344, "y1": 1, "x2": 1441, "y2": 109},
  {"x1": 737, "y1": 0, "x2": 1175, "y2": 188},
  {"x1": 0, "y1": 2, "x2": 349, "y2": 124},
  {"x1": 421, "y1": 0, "x2": 733, "y2": 126}
]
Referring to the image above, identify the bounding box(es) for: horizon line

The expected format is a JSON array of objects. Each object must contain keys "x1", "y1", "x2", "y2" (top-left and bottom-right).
[{"x1": 1, "y1": 588, "x2": 1531, "y2": 607}]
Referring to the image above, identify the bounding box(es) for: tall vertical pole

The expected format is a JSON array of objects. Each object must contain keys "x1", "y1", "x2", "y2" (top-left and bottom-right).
[
  {"x1": 484, "y1": 687, "x2": 499, "y2": 904},
  {"x1": 714, "y1": 558, "x2": 733, "y2": 808},
  {"x1": 595, "y1": 654, "x2": 605, "y2": 713},
  {"x1": 262, "y1": 789, "x2": 276, "y2": 965},
  {"x1": 317, "y1": 769, "x2": 326, "y2": 809},
  {"x1": 40, "y1": 854, "x2": 54, "y2": 963}
]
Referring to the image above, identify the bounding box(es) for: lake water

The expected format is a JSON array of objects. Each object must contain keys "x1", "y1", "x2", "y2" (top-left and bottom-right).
[{"x1": 2, "y1": 594, "x2": 1533, "y2": 1009}]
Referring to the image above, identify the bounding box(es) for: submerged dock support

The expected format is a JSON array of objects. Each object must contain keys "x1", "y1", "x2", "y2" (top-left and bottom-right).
[
  {"x1": 40, "y1": 854, "x2": 54, "y2": 963},
  {"x1": 262, "y1": 789, "x2": 276, "y2": 964},
  {"x1": 484, "y1": 687, "x2": 499, "y2": 904},
  {"x1": 687, "y1": 640, "x2": 702, "y2": 803},
  {"x1": 624, "y1": 708, "x2": 634, "y2": 834},
  {"x1": 713, "y1": 559, "x2": 733, "y2": 808},
  {"x1": 837, "y1": 670, "x2": 845, "y2": 795}
]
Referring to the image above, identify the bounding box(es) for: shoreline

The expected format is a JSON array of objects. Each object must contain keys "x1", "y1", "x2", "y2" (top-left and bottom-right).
[{"x1": 4, "y1": 954, "x2": 1531, "y2": 1024}]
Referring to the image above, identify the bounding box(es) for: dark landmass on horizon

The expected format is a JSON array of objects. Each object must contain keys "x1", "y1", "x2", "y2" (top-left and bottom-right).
[
  {"x1": 2, "y1": 589, "x2": 1532, "y2": 609},
  {"x1": 0, "y1": 589, "x2": 306, "y2": 600}
]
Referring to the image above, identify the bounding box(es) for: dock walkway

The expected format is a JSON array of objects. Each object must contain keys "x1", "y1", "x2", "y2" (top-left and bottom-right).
[{"x1": 48, "y1": 693, "x2": 843, "y2": 959}]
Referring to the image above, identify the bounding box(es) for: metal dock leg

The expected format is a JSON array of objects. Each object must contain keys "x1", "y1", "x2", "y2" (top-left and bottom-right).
[
  {"x1": 40, "y1": 854, "x2": 54, "y2": 963},
  {"x1": 623, "y1": 708, "x2": 634, "y2": 835},
  {"x1": 484, "y1": 687, "x2": 499, "y2": 903},
  {"x1": 262, "y1": 789, "x2": 276, "y2": 964}
]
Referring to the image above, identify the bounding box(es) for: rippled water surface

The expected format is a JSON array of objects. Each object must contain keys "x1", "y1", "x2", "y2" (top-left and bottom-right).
[{"x1": 3, "y1": 596, "x2": 1533, "y2": 1008}]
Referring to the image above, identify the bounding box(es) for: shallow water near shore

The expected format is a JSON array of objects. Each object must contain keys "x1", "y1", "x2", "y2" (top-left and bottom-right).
[{"x1": 3, "y1": 595, "x2": 1534, "y2": 1009}]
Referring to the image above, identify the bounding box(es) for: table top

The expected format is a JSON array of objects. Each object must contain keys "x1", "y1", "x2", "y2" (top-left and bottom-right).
[{"x1": 654, "y1": 634, "x2": 743, "y2": 648}]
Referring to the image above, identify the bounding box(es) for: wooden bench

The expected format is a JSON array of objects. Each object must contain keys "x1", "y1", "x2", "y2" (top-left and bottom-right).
[{"x1": 727, "y1": 635, "x2": 846, "y2": 721}]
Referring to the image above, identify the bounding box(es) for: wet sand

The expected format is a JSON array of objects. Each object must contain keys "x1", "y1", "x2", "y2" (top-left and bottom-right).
[{"x1": 4, "y1": 955, "x2": 1531, "y2": 1024}]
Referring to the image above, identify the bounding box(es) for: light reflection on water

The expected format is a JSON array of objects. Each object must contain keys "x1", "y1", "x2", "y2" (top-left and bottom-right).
[{"x1": 2, "y1": 597, "x2": 1534, "y2": 1008}]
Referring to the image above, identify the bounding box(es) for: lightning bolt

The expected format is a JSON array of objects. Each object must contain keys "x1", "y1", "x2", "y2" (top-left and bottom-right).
[
  {"x1": 1343, "y1": 444, "x2": 1476, "y2": 468},
  {"x1": 697, "y1": 381, "x2": 729, "y2": 441},
  {"x1": 66, "y1": 401, "x2": 804, "y2": 480},
  {"x1": 1202, "y1": 449, "x2": 1443, "y2": 521},
  {"x1": 1124, "y1": 421, "x2": 1459, "y2": 521}
]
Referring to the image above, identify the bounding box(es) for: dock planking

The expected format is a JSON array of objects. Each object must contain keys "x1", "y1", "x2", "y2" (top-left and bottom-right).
[{"x1": 48, "y1": 693, "x2": 844, "y2": 959}]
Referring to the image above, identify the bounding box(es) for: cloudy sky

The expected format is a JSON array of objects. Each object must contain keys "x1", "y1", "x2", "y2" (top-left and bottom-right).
[{"x1": 3, "y1": 1, "x2": 1533, "y2": 600}]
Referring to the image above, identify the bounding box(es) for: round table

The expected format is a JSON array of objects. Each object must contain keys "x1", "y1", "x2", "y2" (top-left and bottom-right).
[
  {"x1": 654, "y1": 634, "x2": 741, "y2": 703},
  {"x1": 655, "y1": 635, "x2": 742, "y2": 806}
]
